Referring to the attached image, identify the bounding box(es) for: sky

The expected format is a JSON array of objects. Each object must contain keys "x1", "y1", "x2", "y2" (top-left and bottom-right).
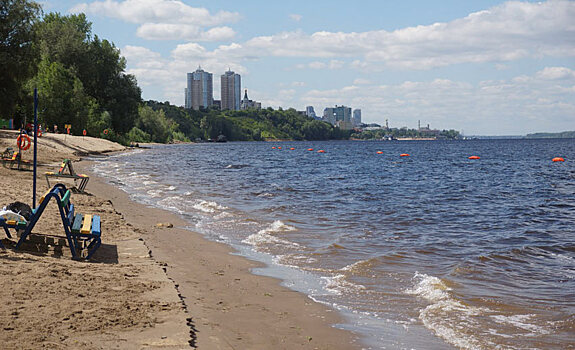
[{"x1": 42, "y1": 0, "x2": 575, "y2": 135}]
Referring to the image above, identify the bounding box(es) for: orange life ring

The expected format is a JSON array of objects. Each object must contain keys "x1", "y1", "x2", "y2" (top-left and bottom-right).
[
  {"x1": 17, "y1": 134, "x2": 31, "y2": 151},
  {"x1": 103, "y1": 129, "x2": 109, "y2": 135},
  {"x1": 37, "y1": 130, "x2": 42, "y2": 138}
]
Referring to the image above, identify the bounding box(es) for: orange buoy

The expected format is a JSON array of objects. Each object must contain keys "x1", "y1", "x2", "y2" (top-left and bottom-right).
[
  {"x1": 290, "y1": 147, "x2": 295, "y2": 150},
  {"x1": 272, "y1": 146, "x2": 276, "y2": 149},
  {"x1": 376, "y1": 151, "x2": 383, "y2": 154},
  {"x1": 308, "y1": 148, "x2": 314, "y2": 151},
  {"x1": 278, "y1": 147, "x2": 282, "y2": 149},
  {"x1": 317, "y1": 150, "x2": 325, "y2": 153},
  {"x1": 468, "y1": 156, "x2": 480, "y2": 160},
  {"x1": 552, "y1": 157, "x2": 565, "y2": 162},
  {"x1": 400, "y1": 153, "x2": 410, "y2": 157}
]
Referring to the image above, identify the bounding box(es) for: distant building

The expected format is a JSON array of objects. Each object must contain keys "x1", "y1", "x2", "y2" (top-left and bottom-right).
[
  {"x1": 240, "y1": 89, "x2": 261, "y2": 110},
  {"x1": 418, "y1": 122, "x2": 440, "y2": 138},
  {"x1": 212, "y1": 100, "x2": 221, "y2": 110},
  {"x1": 305, "y1": 106, "x2": 317, "y2": 119},
  {"x1": 221, "y1": 70, "x2": 241, "y2": 110},
  {"x1": 185, "y1": 66, "x2": 213, "y2": 110},
  {"x1": 323, "y1": 105, "x2": 353, "y2": 130},
  {"x1": 352, "y1": 109, "x2": 361, "y2": 127}
]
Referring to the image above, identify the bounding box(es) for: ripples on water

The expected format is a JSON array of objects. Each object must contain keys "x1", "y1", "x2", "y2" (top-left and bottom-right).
[{"x1": 93, "y1": 139, "x2": 575, "y2": 349}]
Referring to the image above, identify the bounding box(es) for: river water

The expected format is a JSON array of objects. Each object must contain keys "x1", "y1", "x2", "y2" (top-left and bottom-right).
[{"x1": 92, "y1": 139, "x2": 574, "y2": 349}]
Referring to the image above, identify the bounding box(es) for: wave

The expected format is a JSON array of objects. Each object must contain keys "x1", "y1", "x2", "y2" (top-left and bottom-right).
[
  {"x1": 192, "y1": 200, "x2": 228, "y2": 213},
  {"x1": 321, "y1": 274, "x2": 366, "y2": 296},
  {"x1": 405, "y1": 272, "x2": 485, "y2": 349},
  {"x1": 242, "y1": 220, "x2": 299, "y2": 247}
]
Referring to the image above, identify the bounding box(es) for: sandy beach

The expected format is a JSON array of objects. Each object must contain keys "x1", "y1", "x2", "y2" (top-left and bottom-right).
[{"x1": 1, "y1": 130, "x2": 359, "y2": 349}]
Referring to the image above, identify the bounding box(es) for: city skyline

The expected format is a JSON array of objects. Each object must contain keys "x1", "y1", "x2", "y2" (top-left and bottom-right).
[{"x1": 47, "y1": 0, "x2": 575, "y2": 135}]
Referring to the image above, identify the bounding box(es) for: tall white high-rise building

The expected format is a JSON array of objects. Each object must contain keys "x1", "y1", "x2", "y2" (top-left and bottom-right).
[
  {"x1": 185, "y1": 67, "x2": 213, "y2": 110},
  {"x1": 221, "y1": 70, "x2": 241, "y2": 110}
]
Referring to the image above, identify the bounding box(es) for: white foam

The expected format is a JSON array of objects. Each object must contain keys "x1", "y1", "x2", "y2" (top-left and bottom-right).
[
  {"x1": 491, "y1": 314, "x2": 551, "y2": 335},
  {"x1": 263, "y1": 220, "x2": 296, "y2": 234},
  {"x1": 192, "y1": 200, "x2": 228, "y2": 213},
  {"x1": 405, "y1": 272, "x2": 486, "y2": 349},
  {"x1": 242, "y1": 221, "x2": 299, "y2": 247},
  {"x1": 321, "y1": 274, "x2": 366, "y2": 295}
]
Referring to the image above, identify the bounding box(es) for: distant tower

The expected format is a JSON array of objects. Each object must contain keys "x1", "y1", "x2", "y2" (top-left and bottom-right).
[
  {"x1": 352, "y1": 109, "x2": 362, "y2": 127},
  {"x1": 185, "y1": 66, "x2": 213, "y2": 110},
  {"x1": 221, "y1": 69, "x2": 241, "y2": 110},
  {"x1": 386, "y1": 119, "x2": 389, "y2": 129},
  {"x1": 306, "y1": 106, "x2": 316, "y2": 118}
]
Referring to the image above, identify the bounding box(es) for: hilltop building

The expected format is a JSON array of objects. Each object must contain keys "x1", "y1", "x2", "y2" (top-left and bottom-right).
[
  {"x1": 323, "y1": 105, "x2": 353, "y2": 130},
  {"x1": 418, "y1": 121, "x2": 440, "y2": 137},
  {"x1": 240, "y1": 89, "x2": 261, "y2": 110},
  {"x1": 221, "y1": 70, "x2": 241, "y2": 110},
  {"x1": 352, "y1": 109, "x2": 362, "y2": 127},
  {"x1": 185, "y1": 66, "x2": 213, "y2": 110},
  {"x1": 305, "y1": 106, "x2": 317, "y2": 119}
]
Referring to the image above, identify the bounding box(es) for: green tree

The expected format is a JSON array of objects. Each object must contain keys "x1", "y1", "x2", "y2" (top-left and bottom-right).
[
  {"x1": 31, "y1": 58, "x2": 92, "y2": 131},
  {"x1": 35, "y1": 13, "x2": 141, "y2": 134},
  {"x1": 136, "y1": 106, "x2": 174, "y2": 143},
  {"x1": 0, "y1": 0, "x2": 41, "y2": 120},
  {"x1": 301, "y1": 120, "x2": 332, "y2": 140}
]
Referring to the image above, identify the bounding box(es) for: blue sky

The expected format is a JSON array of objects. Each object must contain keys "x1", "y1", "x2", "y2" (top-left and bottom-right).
[{"x1": 43, "y1": 0, "x2": 575, "y2": 135}]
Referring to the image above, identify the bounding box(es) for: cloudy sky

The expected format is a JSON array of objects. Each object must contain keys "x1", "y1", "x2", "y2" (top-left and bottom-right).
[{"x1": 45, "y1": 0, "x2": 575, "y2": 135}]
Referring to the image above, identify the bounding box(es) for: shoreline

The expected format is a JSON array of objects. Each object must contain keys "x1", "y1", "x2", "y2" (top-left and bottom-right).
[{"x1": 78, "y1": 157, "x2": 361, "y2": 349}]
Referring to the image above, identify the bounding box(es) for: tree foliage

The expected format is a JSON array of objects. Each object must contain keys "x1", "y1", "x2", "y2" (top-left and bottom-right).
[
  {"x1": 0, "y1": 0, "x2": 41, "y2": 119},
  {"x1": 6, "y1": 10, "x2": 141, "y2": 136}
]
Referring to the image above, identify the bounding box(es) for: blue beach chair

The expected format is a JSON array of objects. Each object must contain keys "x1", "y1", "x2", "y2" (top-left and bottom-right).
[{"x1": 0, "y1": 184, "x2": 101, "y2": 259}]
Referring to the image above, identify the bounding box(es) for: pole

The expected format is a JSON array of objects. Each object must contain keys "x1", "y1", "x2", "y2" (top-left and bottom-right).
[{"x1": 33, "y1": 88, "x2": 38, "y2": 208}]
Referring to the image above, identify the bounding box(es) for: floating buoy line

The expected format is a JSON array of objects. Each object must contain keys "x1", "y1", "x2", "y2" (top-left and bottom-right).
[{"x1": 269, "y1": 147, "x2": 567, "y2": 163}]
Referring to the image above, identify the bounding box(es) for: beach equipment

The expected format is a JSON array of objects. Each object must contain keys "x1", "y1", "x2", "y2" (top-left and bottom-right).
[
  {"x1": 17, "y1": 133, "x2": 31, "y2": 151},
  {"x1": 45, "y1": 159, "x2": 90, "y2": 193},
  {"x1": 0, "y1": 184, "x2": 102, "y2": 259},
  {"x1": 1, "y1": 151, "x2": 31, "y2": 170},
  {"x1": 552, "y1": 157, "x2": 565, "y2": 162}
]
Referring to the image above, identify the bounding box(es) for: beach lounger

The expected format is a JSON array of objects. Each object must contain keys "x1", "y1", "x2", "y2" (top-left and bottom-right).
[
  {"x1": 1, "y1": 151, "x2": 31, "y2": 170},
  {"x1": 45, "y1": 159, "x2": 90, "y2": 192},
  {"x1": 0, "y1": 184, "x2": 102, "y2": 259}
]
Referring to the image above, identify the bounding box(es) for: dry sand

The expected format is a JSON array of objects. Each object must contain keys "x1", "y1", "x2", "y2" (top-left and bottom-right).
[{"x1": 1, "y1": 130, "x2": 360, "y2": 349}]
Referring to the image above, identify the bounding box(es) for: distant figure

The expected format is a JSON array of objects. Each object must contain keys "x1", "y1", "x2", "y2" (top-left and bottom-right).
[{"x1": 54, "y1": 125, "x2": 58, "y2": 133}]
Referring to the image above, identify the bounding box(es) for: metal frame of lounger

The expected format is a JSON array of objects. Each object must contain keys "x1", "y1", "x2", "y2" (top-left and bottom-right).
[{"x1": 45, "y1": 159, "x2": 90, "y2": 192}]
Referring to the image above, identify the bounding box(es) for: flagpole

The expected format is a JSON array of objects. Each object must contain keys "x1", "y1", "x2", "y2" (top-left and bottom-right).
[{"x1": 33, "y1": 88, "x2": 38, "y2": 208}]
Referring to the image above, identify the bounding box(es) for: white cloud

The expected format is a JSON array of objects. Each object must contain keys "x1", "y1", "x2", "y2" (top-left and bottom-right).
[
  {"x1": 536, "y1": 67, "x2": 575, "y2": 80},
  {"x1": 241, "y1": 1, "x2": 575, "y2": 69},
  {"x1": 295, "y1": 60, "x2": 345, "y2": 70},
  {"x1": 289, "y1": 14, "x2": 302, "y2": 22},
  {"x1": 135, "y1": 23, "x2": 235, "y2": 41},
  {"x1": 71, "y1": 0, "x2": 239, "y2": 41}
]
